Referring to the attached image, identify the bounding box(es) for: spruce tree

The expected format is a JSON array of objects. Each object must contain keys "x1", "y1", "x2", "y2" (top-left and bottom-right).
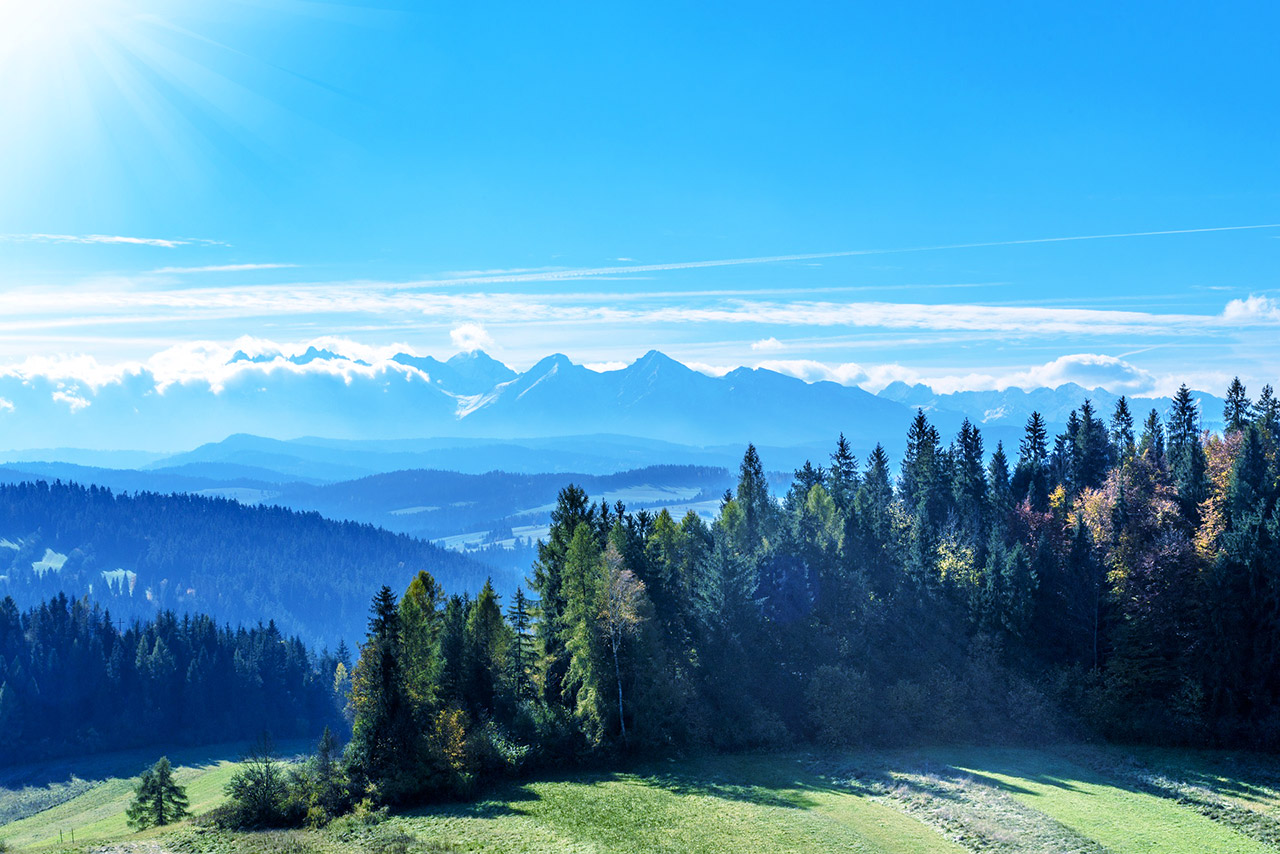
[
  {"x1": 506, "y1": 588, "x2": 537, "y2": 701},
  {"x1": 1014, "y1": 411, "x2": 1050, "y2": 510},
  {"x1": 463, "y1": 579, "x2": 509, "y2": 715},
  {"x1": 1255, "y1": 384, "x2": 1279, "y2": 439},
  {"x1": 400, "y1": 570, "x2": 444, "y2": 714},
  {"x1": 532, "y1": 485, "x2": 595, "y2": 703},
  {"x1": 348, "y1": 586, "x2": 418, "y2": 802},
  {"x1": 828, "y1": 433, "x2": 859, "y2": 512},
  {"x1": 1139, "y1": 408, "x2": 1166, "y2": 469},
  {"x1": 736, "y1": 444, "x2": 774, "y2": 549},
  {"x1": 1224, "y1": 377, "x2": 1252, "y2": 434},
  {"x1": 125, "y1": 756, "x2": 189, "y2": 829},
  {"x1": 1168, "y1": 385, "x2": 1208, "y2": 520},
  {"x1": 1111, "y1": 395, "x2": 1136, "y2": 461},
  {"x1": 987, "y1": 441, "x2": 1012, "y2": 521},
  {"x1": 952, "y1": 419, "x2": 987, "y2": 546}
]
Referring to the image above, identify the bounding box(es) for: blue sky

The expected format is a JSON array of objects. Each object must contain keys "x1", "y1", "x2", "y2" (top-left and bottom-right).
[{"x1": 1, "y1": 0, "x2": 1278, "y2": 401}]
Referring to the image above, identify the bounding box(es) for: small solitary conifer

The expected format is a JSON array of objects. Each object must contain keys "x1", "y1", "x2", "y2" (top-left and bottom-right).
[{"x1": 125, "y1": 756, "x2": 189, "y2": 829}]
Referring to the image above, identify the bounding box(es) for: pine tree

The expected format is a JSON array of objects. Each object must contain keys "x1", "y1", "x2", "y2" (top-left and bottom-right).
[
  {"x1": 736, "y1": 444, "x2": 775, "y2": 550},
  {"x1": 987, "y1": 441, "x2": 1012, "y2": 521},
  {"x1": 463, "y1": 578, "x2": 509, "y2": 715},
  {"x1": 1168, "y1": 385, "x2": 1208, "y2": 521},
  {"x1": 125, "y1": 756, "x2": 189, "y2": 829},
  {"x1": 1224, "y1": 377, "x2": 1252, "y2": 434},
  {"x1": 1071, "y1": 400, "x2": 1111, "y2": 492},
  {"x1": 1111, "y1": 396, "x2": 1136, "y2": 461},
  {"x1": 1014, "y1": 411, "x2": 1050, "y2": 510},
  {"x1": 506, "y1": 588, "x2": 537, "y2": 701},
  {"x1": 901, "y1": 410, "x2": 946, "y2": 527},
  {"x1": 828, "y1": 433, "x2": 859, "y2": 512},
  {"x1": 1255, "y1": 384, "x2": 1279, "y2": 439},
  {"x1": 952, "y1": 419, "x2": 987, "y2": 546},
  {"x1": 1019, "y1": 411, "x2": 1049, "y2": 464},
  {"x1": 400, "y1": 570, "x2": 443, "y2": 713},
  {"x1": 348, "y1": 586, "x2": 418, "y2": 802},
  {"x1": 560, "y1": 523, "x2": 609, "y2": 744},
  {"x1": 532, "y1": 485, "x2": 595, "y2": 703},
  {"x1": 1139, "y1": 408, "x2": 1166, "y2": 469}
]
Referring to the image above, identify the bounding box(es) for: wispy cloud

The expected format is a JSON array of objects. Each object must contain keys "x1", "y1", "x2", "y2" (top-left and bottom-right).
[
  {"x1": 150, "y1": 263, "x2": 297, "y2": 274},
  {"x1": 400, "y1": 223, "x2": 1280, "y2": 288},
  {"x1": 1, "y1": 281, "x2": 1277, "y2": 339},
  {"x1": 1, "y1": 233, "x2": 227, "y2": 248}
]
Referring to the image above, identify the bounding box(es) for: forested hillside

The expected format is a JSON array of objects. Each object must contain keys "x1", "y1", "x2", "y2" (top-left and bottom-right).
[
  {"x1": 328, "y1": 379, "x2": 1280, "y2": 807},
  {"x1": 0, "y1": 483, "x2": 492, "y2": 647},
  {"x1": 0, "y1": 594, "x2": 342, "y2": 764}
]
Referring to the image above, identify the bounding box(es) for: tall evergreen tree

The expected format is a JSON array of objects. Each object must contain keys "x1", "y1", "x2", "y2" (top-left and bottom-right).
[
  {"x1": 1111, "y1": 396, "x2": 1136, "y2": 461},
  {"x1": 126, "y1": 756, "x2": 189, "y2": 829},
  {"x1": 506, "y1": 588, "x2": 537, "y2": 701},
  {"x1": 828, "y1": 433, "x2": 859, "y2": 512},
  {"x1": 1255, "y1": 384, "x2": 1279, "y2": 439},
  {"x1": 1224, "y1": 377, "x2": 1253, "y2": 434},
  {"x1": 1139, "y1": 408, "x2": 1166, "y2": 469},
  {"x1": 462, "y1": 579, "x2": 510, "y2": 716},
  {"x1": 400, "y1": 570, "x2": 443, "y2": 714},
  {"x1": 1168, "y1": 385, "x2": 1209, "y2": 521},
  {"x1": 736, "y1": 444, "x2": 776, "y2": 550},
  {"x1": 987, "y1": 441, "x2": 1012, "y2": 522},
  {"x1": 952, "y1": 419, "x2": 987, "y2": 547},
  {"x1": 532, "y1": 486, "x2": 595, "y2": 703},
  {"x1": 1014, "y1": 411, "x2": 1050, "y2": 510},
  {"x1": 348, "y1": 586, "x2": 417, "y2": 802}
]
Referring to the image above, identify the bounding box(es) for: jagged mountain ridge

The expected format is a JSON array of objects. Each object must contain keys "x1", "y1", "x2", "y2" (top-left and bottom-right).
[{"x1": 0, "y1": 347, "x2": 1232, "y2": 453}]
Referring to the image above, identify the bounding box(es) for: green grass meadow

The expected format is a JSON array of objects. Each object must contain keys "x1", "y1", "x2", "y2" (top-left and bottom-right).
[{"x1": 7, "y1": 744, "x2": 1280, "y2": 853}]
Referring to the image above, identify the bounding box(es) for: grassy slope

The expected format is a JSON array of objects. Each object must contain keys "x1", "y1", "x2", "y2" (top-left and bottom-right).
[
  {"x1": 932, "y1": 746, "x2": 1277, "y2": 854},
  {"x1": 0, "y1": 740, "x2": 308, "y2": 851},
  {"x1": 397, "y1": 754, "x2": 965, "y2": 854},
  {"x1": 9, "y1": 745, "x2": 1280, "y2": 853}
]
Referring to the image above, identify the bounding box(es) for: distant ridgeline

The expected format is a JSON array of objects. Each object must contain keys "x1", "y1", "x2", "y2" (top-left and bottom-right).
[
  {"x1": 0, "y1": 481, "x2": 493, "y2": 648},
  {"x1": 0, "y1": 593, "x2": 344, "y2": 764}
]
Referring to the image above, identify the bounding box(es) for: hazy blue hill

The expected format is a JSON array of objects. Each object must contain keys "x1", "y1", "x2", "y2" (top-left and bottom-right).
[
  {"x1": 0, "y1": 480, "x2": 495, "y2": 647},
  {"x1": 0, "y1": 462, "x2": 232, "y2": 493},
  {"x1": 148, "y1": 434, "x2": 380, "y2": 482},
  {"x1": 281, "y1": 464, "x2": 737, "y2": 539},
  {"x1": 0, "y1": 448, "x2": 167, "y2": 468},
  {"x1": 877, "y1": 382, "x2": 1228, "y2": 432}
]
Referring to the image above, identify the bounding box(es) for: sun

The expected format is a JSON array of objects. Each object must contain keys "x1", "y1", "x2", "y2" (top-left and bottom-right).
[{"x1": 0, "y1": 0, "x2": 230, "y2": 201}]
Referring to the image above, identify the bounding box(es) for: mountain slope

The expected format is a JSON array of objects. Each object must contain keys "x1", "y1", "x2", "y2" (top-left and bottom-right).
[
  {"x1": 878, "y1": 382, "x2": 1228, "y2": 432},
  {"x1": 0, "y1": 481, "x2": 495, "y2": 647}
]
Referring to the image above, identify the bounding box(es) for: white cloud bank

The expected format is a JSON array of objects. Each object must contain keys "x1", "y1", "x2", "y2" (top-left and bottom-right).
[
  {"x1": 450, "y1": 323, "x2": 494, "y2": 351},
  {"x1": 745, "y1": 353, "x2": 1182, "y2": 396}
]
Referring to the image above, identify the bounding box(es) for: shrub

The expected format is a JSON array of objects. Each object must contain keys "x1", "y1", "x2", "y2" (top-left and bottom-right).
[
  {"x1": 223, "y1": 737, "x2": 292, "y2": 828},
  {"x1": 805, "y1": 665, "x2": 870, "y2": 748}
]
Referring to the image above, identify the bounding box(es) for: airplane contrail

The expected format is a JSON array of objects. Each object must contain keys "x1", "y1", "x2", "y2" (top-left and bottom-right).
[{"x1": 410, "y1": 223, "x2": 1280, "y2": 288}]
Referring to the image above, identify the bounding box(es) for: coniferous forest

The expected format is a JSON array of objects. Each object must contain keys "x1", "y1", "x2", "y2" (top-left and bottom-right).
[
  {"x1": 330, "y1": 380, "x2": 1280, "y2": 810},
  {"x1": 5, "y1": 379, "x2": 1280, "y2": 820},
  {"x1": 0, "y1": 594, "x2": 343, "y2": 765}
]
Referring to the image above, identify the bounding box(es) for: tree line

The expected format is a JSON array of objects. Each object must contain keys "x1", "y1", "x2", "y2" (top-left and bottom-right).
[
  {"x1": 322, "y1": 379, "x2": 1280, "y2": 808},
  {"x1": 0, "y1": 593, "x2": 344, "y2": 764},
  {"x1": 0, "y1": 481, "x2": 489, "y2": 648}
]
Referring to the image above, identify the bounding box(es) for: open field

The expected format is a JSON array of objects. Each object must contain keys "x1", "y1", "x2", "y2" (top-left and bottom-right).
[
  {"x1": 0, "y1": 741, "x2": 310, "y2": 852},
  {"x1": 7, "y1": 745, "x2": 1280, "y2": 853}
]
